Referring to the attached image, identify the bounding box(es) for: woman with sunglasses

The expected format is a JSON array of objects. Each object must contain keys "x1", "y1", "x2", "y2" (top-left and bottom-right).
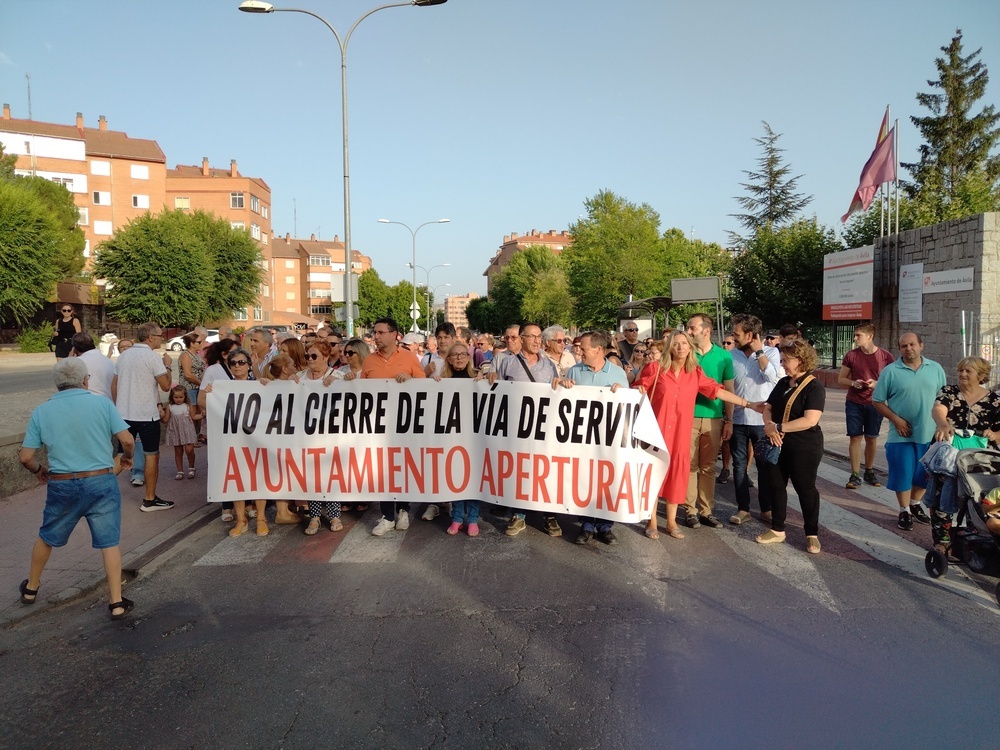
[
  {"x1": 330, "y1": 338, "x2": 368, "y2": 381},
  {"x1": 202, "y1": 348, "x2": 269, "y2": 536},
  {"x1": 295, "y1": 341, "x2": 344, "y2": 534},
  {"x1": 52, "y1": 303, "x2": 83, "y2": 360},
  {"x1": 625, "y1": 344, "x2": 650, "y2": 385}
]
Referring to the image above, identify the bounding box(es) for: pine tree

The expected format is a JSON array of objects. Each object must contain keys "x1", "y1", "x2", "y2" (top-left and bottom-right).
[
  {"x1": 729, "y1": 122, "x2": 813, "y2": 245},
  {"x1": 903, "y1": 29, "x2": 1000, "y2": 222}
]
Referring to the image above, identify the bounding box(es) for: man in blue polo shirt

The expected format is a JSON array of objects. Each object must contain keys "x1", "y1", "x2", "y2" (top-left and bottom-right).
[
  {"x1": 564, "y1": 330, "x2": 630, "y2": 545},
  {"x1": 19, "y1": 359, "x2": 137, "y2": 620},
  {"x1": 873, "y1": 332, "x2": 946, "y2": 530}
]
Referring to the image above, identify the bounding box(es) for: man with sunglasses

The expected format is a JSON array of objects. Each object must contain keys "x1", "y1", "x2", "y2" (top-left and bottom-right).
[
  {"x1": 618, "y1": 322, "x2": 640, "y2": 362},
  {"x1": 486, "y1": 324, "x2": 522, "y2": 375},
  {"x1": 111, "y1": 322, "x2": 174, "y2": 512},
  {"x1": 541, "y1": 324, "x2": 576, "y2": 377}
]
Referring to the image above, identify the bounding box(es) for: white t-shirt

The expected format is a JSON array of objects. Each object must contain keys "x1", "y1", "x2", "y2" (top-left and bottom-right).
[
  {"x1": 114, "y1": 343, "x2": 167, "y2": 422},
  {"x1": 79, "y1": 348, "x2": 116, "y2": 400}
]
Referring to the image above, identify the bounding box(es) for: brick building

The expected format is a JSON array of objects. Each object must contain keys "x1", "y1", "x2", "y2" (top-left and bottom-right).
[
  {"x1": 443, "y1": 292, "x2": 479, "y2": 330},
  {"x1": 0, "y1": 105, "x2": 166, "y2": 265},
  {"x1": 483, "y1": 229, "x2": 573, "y2": 293}
]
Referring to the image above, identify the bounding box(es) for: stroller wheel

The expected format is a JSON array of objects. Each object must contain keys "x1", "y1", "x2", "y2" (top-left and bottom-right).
[
  {"x1": 965, "y1": 549, "x2": 987, "y2": 573},
  {"x1": 925, "y1": 549, "x2": 948, "y2": 578}
]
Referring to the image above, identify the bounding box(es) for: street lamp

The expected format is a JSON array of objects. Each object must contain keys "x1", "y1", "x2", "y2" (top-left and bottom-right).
[
  {"x1": 405, "y1": 261, "x2": 450, "y2": 334},
  {"x1": 378, "y1": 218, "x2": 450, "y2": 332},
  {"x1": 430, "y1": 282, "x2": 451, "y2": 331},
  {"x1": 238, "y1": 0, "x2": 448, "y2": 336}
]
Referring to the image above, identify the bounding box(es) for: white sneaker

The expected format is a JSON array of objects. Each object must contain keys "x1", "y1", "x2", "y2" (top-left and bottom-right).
[
  {"x1": 421, "y1": 504, "x2": 439, "y2": 521},
  {"x1": 371, "y1": 517, "x2": 395, "y2": 536},
  {"x1": 396, "y1": 510, "x2": 410, "y2": 530},
  {"x1": 130, "y1": 477, "x2": 144, "y2": 487}
]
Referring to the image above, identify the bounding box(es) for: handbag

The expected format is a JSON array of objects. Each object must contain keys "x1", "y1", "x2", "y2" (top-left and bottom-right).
[{"x1": 754, "y1": 375, "x2": 815, "y2": 465}]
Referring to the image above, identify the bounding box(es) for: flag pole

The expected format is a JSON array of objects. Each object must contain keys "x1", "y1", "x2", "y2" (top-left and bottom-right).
[{"x1": 894, "y1": 117, "x2": 900, "y2": 236}]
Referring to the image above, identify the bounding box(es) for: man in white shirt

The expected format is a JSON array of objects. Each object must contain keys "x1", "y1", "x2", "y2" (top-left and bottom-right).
[
  {"x1": 72, "y1": 332, "x2": 116, "y2": 400},
  {"x1": 111, "y1": 322, "x2": 173, "y2": 512},
  {"x1": 541, "y1": 325, "x2": 576, "y2": 377}
]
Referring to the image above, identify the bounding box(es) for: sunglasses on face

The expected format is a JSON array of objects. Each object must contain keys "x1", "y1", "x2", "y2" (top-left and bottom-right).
[
  {"x1": 624, "y1": 328, "x2": 637, "y2": 333},
  {"x1": 229, "y1": 359, "x2": 249, "y2": 366},
  {"x1": 306, "y1": 353, "x2": 323, "y2": 361},
  {"x1": 61, "y1": 308, "x2": 72, "y2": 313},
  {"x1": 344, "y1": 350, "x2": 356, "y2": 357},
  {"x1": 634, "y1": 348, "x2": 647, "y2": 355}
]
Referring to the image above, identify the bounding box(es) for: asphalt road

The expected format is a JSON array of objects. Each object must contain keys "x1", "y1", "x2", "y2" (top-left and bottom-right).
[{"x1": 3, "y1": 472, "x2": 999, "y2": 750}]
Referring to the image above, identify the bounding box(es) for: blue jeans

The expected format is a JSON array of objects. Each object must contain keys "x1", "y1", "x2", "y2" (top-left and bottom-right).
[
  {"x1": 451, "y1": 500, "x2": 481, "y2": 524},
  {"x1": 41, "y1": 472, "x2": 121, "y2": 549},
  {"x1": 731, "y1": 424, "x2": 769, "y2": 513},
  {"x1": 131, "y1": 443, "x2": 145, "y2": 482},
  {"x1": 582, "y1": 516, "x2": 614, "y2": 534}
]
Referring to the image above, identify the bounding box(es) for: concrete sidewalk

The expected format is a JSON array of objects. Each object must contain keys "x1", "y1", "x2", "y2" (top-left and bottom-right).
[
  {"x1": 2, "y1": 377, "x2": 882, "y2": 625},
  {"x1": 1, "y1": 445, "x2": 218, "y2": 626}
]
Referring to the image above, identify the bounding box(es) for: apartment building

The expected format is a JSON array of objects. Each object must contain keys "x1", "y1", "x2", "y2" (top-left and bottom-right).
[
  {"x1": 483, "y1": 229, "x2": 573, "y2": 293},
  {"x1": 443, "y1": 292, "x2": 479, "y2": 330},
  {"x1": 268, "y1": 234, "x2": 373, "y2": 324},
  {"x1": 0, "y1": 105, "x2": 166, "y2": 264},
  {"x1": 166, "y1": 158, "x2": 272, "y2": 324}
]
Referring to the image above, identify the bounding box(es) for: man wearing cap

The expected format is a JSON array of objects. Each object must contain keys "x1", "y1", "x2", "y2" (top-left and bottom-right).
[
  {"x1": 400, "y1": 332, "x2": 425, "y2": 361},
  {"x1": 18, "y1": 359, "x2": 137, "y2": 620}
]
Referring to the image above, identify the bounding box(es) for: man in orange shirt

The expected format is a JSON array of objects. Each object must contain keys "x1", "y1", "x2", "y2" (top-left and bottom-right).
[{"x1": 362, "y1": 317, "x2": 426, "y2": 536}]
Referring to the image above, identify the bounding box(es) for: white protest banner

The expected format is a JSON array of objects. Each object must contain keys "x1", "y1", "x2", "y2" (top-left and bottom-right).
[{"x1": 207, "y1": 378, "x2": 670, "y2": 524}]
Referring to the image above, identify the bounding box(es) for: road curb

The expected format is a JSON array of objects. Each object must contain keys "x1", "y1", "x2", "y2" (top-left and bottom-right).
[{"x1": 2, "y1": 503, "x2": 217, "y2": 629}]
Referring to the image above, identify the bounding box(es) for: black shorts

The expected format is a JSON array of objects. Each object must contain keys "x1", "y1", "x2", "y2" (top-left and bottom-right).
[{"x1": 126, "y1": 419, "x2": 161, "y2": 455}]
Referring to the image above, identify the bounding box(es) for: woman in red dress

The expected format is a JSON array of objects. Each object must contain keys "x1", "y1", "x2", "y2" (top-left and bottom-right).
[{"x1": 633, "y1": 331, "x2": 761, "y2": 539}]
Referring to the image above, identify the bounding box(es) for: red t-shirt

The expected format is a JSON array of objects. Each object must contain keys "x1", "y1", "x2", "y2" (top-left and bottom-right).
[{"x1": 841, "y1": 347, "x2": 895, "y2": 405}]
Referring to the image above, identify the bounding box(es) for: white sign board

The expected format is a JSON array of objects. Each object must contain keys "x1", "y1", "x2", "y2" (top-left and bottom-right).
[
  {"x1": 899, "y1": 263, "x2": 923, "y2": 323},
  {"x1": 923, "y1": 267, "x2": 974, "y2": 294},
  {"x1": 822, "y1": 245, "x2": 874, "y2": 320}
]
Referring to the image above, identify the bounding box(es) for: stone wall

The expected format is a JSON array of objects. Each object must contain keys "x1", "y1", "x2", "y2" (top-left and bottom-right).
[{"x1": 871, "y1": 212, "x2": 1000, "y2": 383}]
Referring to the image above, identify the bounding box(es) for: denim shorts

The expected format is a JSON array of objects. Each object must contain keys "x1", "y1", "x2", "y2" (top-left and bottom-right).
[
  {"x1": 845, "y1": 400, "x2": 884, "y2": 438},
  {"x1": 40, "y1": 472, "x2": 122, "y2": 549},
  {"x1": 126, "y1": 418, "x2": 160, "y2": 455},
  {"x1": 885, "y1": 442, "x2": 931, "y2": 493}
]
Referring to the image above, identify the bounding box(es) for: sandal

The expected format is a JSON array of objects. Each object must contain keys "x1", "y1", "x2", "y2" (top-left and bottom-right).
[
  {"x1": 256, "y1": 519, "x2": 269, "y2": 537},
  {"x1": 187, "y1": 468, "x2": 196, "y2": 479},
  {"x1": 221, "y1": 510, "x2": 235, "y2": 523},
  {"x1": 644, "y1": 526, "x2": 660, "y2": 540},
  {"x1": 665, "y1": 526, "x2": 685, "y2": 540},
  {"x1": 355, "y1": 504, "x2": 369, "y2": 513},
  {"x1": 229, "y1": 522, "x2": 248, "y2": 537},
  {"x1": 329, "y1": 518, "x2": 344, "y2": 533},
  {"x1": 109, "y1": 597, "x2": 134, "y2": 620},
  {"x1": 19, "y1": 579, "x2": 38, "y2": 605},
  {"x1": 304, "y1": 517, "x2": 321, "y2": 536},
  {"x1": 174, "y1": 472, "x2": 184, "y2": 480}
]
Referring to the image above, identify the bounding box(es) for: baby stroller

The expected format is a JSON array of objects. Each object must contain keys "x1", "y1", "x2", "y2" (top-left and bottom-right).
[{"x1": 922, "y1": 446, "x2": 1000, "y2": 607}]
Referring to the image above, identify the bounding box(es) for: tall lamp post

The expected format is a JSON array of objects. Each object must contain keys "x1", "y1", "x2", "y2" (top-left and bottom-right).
[
  {"x1": 406, "y1": 261, "x2": 450, "y2": 334},
  {"x1": 238, "y1": 0, "x2": 448, "y2": 336},
  {"x1": 430, "y1": 282, "x2": 451, "y2": 332},
  {"x1": 378, "y1": 218, "x2": 450, "y2": 332}
]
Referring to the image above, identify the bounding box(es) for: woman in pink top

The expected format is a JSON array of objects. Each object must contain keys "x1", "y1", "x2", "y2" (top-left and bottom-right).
[{"x1": 633, "y1": 330, "x2": 760, "y2": 539}]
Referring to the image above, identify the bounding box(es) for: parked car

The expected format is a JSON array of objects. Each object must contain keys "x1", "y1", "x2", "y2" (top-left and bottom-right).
[{"x1": 166, "y1": 329, "x2": 219, "y2": 351}]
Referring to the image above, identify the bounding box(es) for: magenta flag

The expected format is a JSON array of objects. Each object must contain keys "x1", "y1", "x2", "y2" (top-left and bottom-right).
[{"x1": 841, "y1": 127, "x2": 897, "y2": 223}]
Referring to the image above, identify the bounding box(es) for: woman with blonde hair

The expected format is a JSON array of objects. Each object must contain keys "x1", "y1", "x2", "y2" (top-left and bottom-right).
[{"x1": 634, "y1": 330, "x2": 758, "y2": 539}]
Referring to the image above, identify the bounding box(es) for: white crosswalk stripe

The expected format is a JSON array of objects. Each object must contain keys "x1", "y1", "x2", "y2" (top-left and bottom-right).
[{"x1": 193, "y1": 525, "x2": 290, "y2": 566}]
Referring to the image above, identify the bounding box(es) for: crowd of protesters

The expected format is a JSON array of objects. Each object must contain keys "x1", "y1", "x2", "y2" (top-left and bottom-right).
[{"x1": 19, "y1": 307, "x2": 1000, "y2": 620}]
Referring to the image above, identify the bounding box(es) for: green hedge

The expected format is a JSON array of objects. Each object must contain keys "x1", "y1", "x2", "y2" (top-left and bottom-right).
[{"x1": 16, "y1": 322, "x2": 55, "y2": 353}]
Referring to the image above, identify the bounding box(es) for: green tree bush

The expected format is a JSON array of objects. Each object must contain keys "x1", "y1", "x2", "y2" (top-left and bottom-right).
[{"x1": 16, "y1": 322, "x2": 55, "y2": 353}]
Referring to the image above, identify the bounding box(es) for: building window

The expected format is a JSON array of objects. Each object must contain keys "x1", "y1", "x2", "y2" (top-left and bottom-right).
[
  {"x1": 175, "y1": 197, "x2": 191, "y2": 210},
  {"x1": 78, "y1": 208, "x2": 89, "y2": 226},
  {"x1": 250, "y1": 195, "x2": 260, "y2": 213},
  {"x1": 130, "y1": 164, "x2": 149, "y2": 180},
  {"x1": 93, "y1": 220, "x2": 113, "y2": 236},
  {"x1": 262, "y1": 205, "x2": 269, "y2": 219},
  {"x1": 132, "y1": 194, "x2": 150, "y2": 209},
  {"x1": 51, "y1": 176, "x2": 74, "y2": 190},
  {"x1": 93, "y1": 191, "x2": 111, "y2": 205},
  {"x1": 309, "y1": 255, "x2": 330, "y2": 266},
  {"x1": 231, "y1": 221, "x2": 245, "y2": 231},
  {"x1": 260, "y1": 284, "x2": 270, "y2": 297},
  {"x1": 311, "y1": 305, "x2": 332, "y2": 315},
  {"x1": 262, "y1": 233, "x2": 268, "y2": 245},
  {"x1": 285, "y1": 276, "x2": 296, "y2": 284},
  {"x1": 286, "y1": 292, "x2": 296, "y2": 300},
  {"x1": 250, "y1": 223, "x2": 261, "y2": 240},
  {"x1": 231, "y1": 192, "x2": 244, "y2": 209},
  {"x1": 285, "y1": 260, "x2": 296, "y2": 269},
  {"x1": 233, "y1": 308, "x2": 248, "y2": 321},
  {"x1": 83, "y1": 240, "x2": 91, "y2": 259},
  {"x1": 91, "y1": 160, "x2": 111, "y2": 176},
  {"x1": 253, "y1": 305, "x2": 263, "y2": 321},
  {"x1": 310, "y1": 289, "x2": 331, "y2": 299}
]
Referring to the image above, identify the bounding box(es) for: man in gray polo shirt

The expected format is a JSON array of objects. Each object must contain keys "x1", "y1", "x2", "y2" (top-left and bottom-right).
[{"x1": 493, "y1": 323, "x2": 561, "y2": 537}]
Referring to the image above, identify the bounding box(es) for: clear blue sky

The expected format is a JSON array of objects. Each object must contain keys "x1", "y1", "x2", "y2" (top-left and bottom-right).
[{"x1": 2, "y1": 0, "x2": 998, "y2": 299}]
